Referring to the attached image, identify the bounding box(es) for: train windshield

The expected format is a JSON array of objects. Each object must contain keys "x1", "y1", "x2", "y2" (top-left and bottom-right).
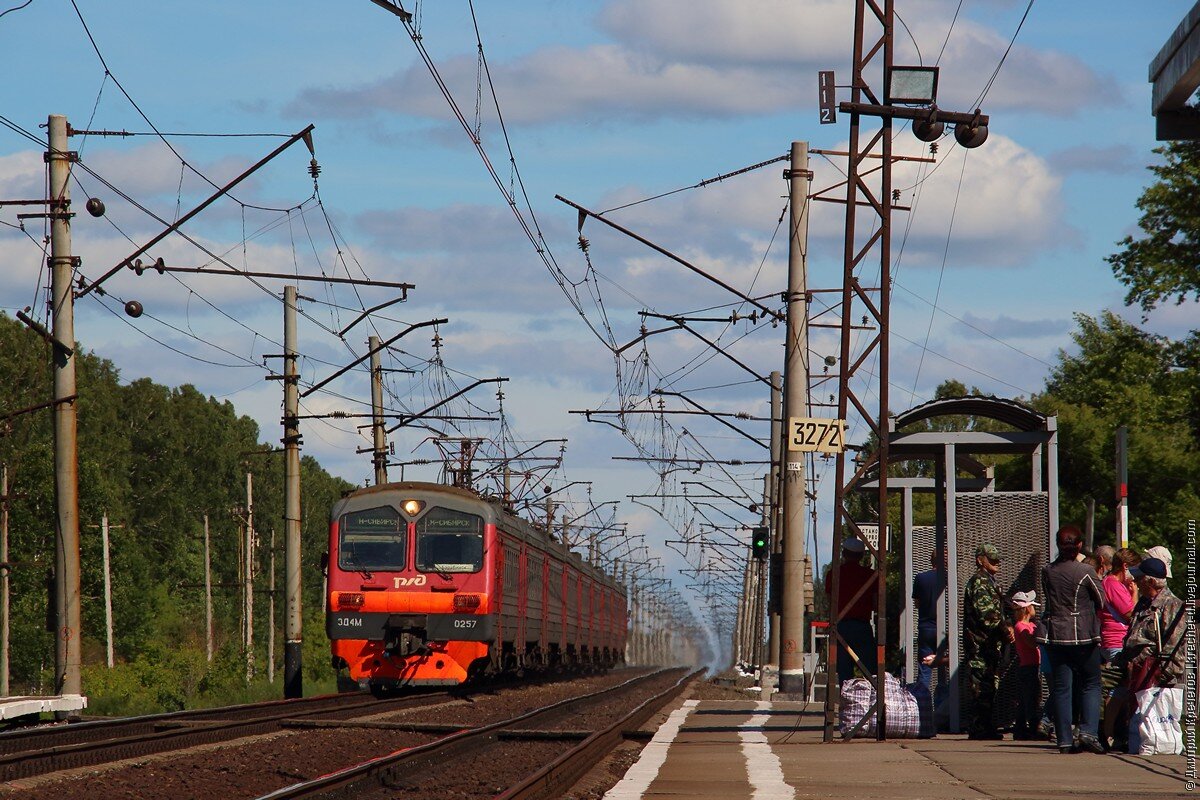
[
  {"x1": 339, "y1": 506, "x2": 405, "y2": 572},
  {"x1": 415, "y1": 507, "x2": 484, "y2": 573}
]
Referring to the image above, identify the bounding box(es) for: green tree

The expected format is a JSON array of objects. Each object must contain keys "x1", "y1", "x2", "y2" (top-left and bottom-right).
[
  {"x1": 1036, "y1": 312, "x2": 1200, "y2": 591},
  {"x1": 1107, "y1": 141, "x2": 1200, "y2": 313},
  {"x1": 0, "y1": 313, "x2": 352, "y2": 704}
]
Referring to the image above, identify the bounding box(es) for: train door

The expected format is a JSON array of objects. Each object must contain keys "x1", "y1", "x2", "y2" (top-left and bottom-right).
[
  {"x1": 560, "y1": 564, "x2": 569, "y2": 657},
  {"x1": 516, "y1": 544, "x2": 528, "y2": 664},
  {"x1": 540, "y1": 558, "x2": 551, "y2": 661}
]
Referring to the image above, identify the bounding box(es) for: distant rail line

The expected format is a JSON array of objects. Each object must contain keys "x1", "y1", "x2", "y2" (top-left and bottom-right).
[{"x1": 0, "y1": 686, "x2": 453, "y2": 782}]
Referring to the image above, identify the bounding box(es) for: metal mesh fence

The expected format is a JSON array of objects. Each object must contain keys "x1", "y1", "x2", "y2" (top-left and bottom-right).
[{"x1": 954, "y1": 491, "x2": 1049, "y2": 728}]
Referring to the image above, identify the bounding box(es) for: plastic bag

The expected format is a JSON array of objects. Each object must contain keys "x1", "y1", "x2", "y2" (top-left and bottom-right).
[{"x1": 1128, "y1": 686, "x2": 1183, "y2": 755}]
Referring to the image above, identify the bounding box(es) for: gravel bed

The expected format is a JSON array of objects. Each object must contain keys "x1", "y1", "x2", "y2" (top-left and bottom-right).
[
  {"x1": 5, "y1": 668, "x2": 660, "y2": 800},
  {"x1": 363, "y1": 741, "x2": 574, "y2": 800},
  {"x1": 687, "y1": 675, "x2": 762, "y2": 701},
  {"x1": 540, "y1": 669, "x2": 688, "y2": 732},
  {"x1": 374, "y1": 668, "x2": 658, "y2": 728},
  {"x1": 7, "y1": 728, "x2": 435, "y2": 800}
]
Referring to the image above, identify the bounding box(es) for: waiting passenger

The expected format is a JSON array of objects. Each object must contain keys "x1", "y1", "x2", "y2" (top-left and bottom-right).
[{"x1": 824, "y1": 536, "x2": 877, "y2": 685}]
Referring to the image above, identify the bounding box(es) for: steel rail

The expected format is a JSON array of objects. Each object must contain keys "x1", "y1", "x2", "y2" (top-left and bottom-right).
[
  {"x1": 496, "y1": 669, "x2": 700, "y2": 800},
  {"x1": 255, "y1": 668, "x2": 688, "y2": 800}
]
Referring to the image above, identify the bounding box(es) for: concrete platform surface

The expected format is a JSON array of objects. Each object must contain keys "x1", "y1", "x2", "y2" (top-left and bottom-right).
[
  {"x1": 0, "y1": 694, "x2": 87, "y2": 719},
  {"x1": 603, "y1": 699, "x2": 1188, "y2": 799}
]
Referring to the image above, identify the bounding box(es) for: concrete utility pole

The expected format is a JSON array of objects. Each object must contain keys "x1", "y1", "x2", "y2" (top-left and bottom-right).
[
  {"x1": 49, "y1": 114, "x2": 82, "y2": 701},
  {"x1": 203, "y1": 514, "x2": 213, "y2": 663},
  {"x1": 369, "y1": 334, "x2": 388, "y2": 485},
  {"x1": 283, "y1": 285, "x2": 303, "y2": 698},
  {"x1": 735, "y1": 555, "x2": 749, "y2": 664},
  {"x1": 100, "y1": 513, "x2": 115, "y2": 668},
  {"x1": 757, "y1": 473, "x2": 771, "y2": 670},
  {"x1": 779, "y1": 141, "x2": 811, "y2": 695},
  {"x1": 767, "y1": 370, "x2": 783, "y2": 667},
  {"x1": 268, "y1": 528, "x2": 276, "y2": 684},
  {"x1": 1, "y1": 465, "x2": 9, "y2": 695},
  {"x1": 245, "y1": 471, "x2": 255, "y2": 683}
]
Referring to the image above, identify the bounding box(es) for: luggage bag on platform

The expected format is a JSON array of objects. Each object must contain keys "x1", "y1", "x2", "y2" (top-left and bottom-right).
[{"x1": 838, "y1": 672, "x2": 929, "y2": 739}]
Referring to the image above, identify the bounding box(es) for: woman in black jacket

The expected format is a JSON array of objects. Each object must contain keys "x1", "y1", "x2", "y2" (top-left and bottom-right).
[{"x1": 1037, "y1": 525, "x2": 1105, "y2": 754}]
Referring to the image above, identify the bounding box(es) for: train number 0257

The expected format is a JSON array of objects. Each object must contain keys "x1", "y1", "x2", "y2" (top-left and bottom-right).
[
  {"x1": 453, "y1": 619, "x2": 477, "y2": 629},
  {"x1": 787, "y1": 417, "x2": 846, "y2": 454}
]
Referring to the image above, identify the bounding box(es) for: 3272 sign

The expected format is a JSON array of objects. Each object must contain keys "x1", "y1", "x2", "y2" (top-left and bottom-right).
[{"x1": 788, "y1": 417, "x2": 846, "y2": 453}]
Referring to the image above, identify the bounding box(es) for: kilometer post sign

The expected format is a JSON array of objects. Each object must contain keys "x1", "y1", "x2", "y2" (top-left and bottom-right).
[{"x1": 788, "y1": 417, "x2": 846, "y2": 454}]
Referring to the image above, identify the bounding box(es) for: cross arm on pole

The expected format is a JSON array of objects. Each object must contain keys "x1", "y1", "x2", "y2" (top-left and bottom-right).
[
  {"x1": 556, "y1": 194, "x2": 784, "y2": 323},
  {"x1": 652, "y1": 389, "x2": 768, "y2": 450},
  {"x1": 386, "y1": 377, "x2": 507, "y2": 433},
  {"x1": 78, "y1": 125, "x2": 317, "y2": 298},
  {"x1": 301, "y1": 318, "x2": 447, "y2": 399},
  {"x1": 674, "y1": 323, "x2": 772, "y2": 388}
]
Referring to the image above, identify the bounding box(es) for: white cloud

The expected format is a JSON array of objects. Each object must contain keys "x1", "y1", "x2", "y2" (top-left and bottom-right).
[
  {"x1": 871, "y1": 132, "x2": 1069, "y2": 267},
  {"x1": 288, "y1": 0, "x2": 1110, "y2": 126},
  {"x1": 598, "y1": 0, "x2": 851, "y2": 67}
]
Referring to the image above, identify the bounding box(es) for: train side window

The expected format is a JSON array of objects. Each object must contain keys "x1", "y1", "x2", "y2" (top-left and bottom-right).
[
  {"x1": 416, "y1": 507, "x2": 484, "y2": 573},
  {"x1": 339, "y1": 506, "x2": 405, "y2": 572}
]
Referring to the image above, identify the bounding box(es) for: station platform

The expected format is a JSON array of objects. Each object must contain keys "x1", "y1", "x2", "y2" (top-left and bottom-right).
[
  {"x1": 603, "y1": 699, "x2": 1187, "y2": 799},
  {"x1": 0, "y1": 694, "x2": 87, "y2": 720}
]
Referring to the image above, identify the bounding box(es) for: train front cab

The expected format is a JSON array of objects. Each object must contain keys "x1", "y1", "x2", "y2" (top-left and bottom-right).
[{"x1": 327, "y1": 489, "x2": 494, "y2": 689}]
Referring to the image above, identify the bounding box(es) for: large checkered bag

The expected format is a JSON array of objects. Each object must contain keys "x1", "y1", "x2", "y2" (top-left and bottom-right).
[{"x1": 839, "y1": 672, "x2": 922, "y2": 738}]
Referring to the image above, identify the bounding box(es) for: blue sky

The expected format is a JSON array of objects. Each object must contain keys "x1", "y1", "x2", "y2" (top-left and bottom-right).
[{"x1": 1, "y1": 1, "x2": 1195, "y2": 643}]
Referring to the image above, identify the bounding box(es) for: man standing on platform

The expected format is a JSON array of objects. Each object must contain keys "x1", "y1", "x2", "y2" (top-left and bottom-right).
[
  {"x1": 963, "y1": 543, "x2": 1011, "y2": 740},
  {"x1": 912, "y1": 547, "x2": 946, "y2": 689},
  {"x1": 824, "y1": 537, "x2": 877, "y2": 685}
]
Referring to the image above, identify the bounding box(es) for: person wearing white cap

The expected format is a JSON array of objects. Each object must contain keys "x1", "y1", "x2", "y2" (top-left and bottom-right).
[
  {"x1": 823, "y1": 536, "x2": 877, "y2": 685},
  {"x1": 1143, "y1": 546, "x2": 1173, "y2": 578},
  {"x1": 1010, "y1": 591, "x2": 1043, "y2": 740}
]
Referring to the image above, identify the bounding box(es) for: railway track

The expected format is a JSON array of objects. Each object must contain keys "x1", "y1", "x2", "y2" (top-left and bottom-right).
[
  {"x1": 0, "y1": 685, "x2": 456, "y2": 782},
  {"x1": 253, "y1": 668, "x2": 696, "y2": 800}
]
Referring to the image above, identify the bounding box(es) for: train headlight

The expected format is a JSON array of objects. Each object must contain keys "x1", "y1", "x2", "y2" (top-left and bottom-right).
[
  {"x1": 337, "y1": 592, "x2": 365, "y2": 609},
  {"x1": 453, "y1": 593, "x2": 482, "y2": 612},
  {"x1": 402, "y1": 499, "x2": 425, "y2": 516}
]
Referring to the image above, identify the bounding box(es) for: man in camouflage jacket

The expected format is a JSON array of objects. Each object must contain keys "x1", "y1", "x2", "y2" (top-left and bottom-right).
[
  {"x1": 1123, "y1": 557, "x2": 1186, "y2": 687},
  {"x1": 963, "y1": 543, "x2": 1012, "y2": 739}
]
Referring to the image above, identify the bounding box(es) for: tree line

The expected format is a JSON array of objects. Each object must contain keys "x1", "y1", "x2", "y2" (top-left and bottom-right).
[{"x1": 0, "y1": 314, "x2": 353, "y2": 713}]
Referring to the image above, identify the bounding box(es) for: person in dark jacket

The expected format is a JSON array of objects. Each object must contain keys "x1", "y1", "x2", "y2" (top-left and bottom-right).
[
  {"x1": 1037, "y1": 524, "x2": 1105, "y2": 754},
  {"x1": 912, "y1": 547, "x2": 945, "y2": 689}
]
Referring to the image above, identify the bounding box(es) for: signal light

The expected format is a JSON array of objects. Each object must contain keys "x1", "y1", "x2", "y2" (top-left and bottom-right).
[
  {"x1": 337, "y1": 592, "x2": 365, "y2": 610},
  {"x1": 402, "y1": 499, "x2": 425, "y2": 516},
  {"x1": 751, "y1": 527, "x2": 770, "y2": 561}
]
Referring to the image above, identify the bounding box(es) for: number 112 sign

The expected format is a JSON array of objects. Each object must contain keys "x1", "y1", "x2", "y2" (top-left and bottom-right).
[{"x1": 788, "y1": 417, "x2": 846, "y2": 454}]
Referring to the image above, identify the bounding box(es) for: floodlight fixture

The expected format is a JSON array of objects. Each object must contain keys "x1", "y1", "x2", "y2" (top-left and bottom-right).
[{"x1": 887, "y1": 65, "x2": 939, "y2": 105}]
